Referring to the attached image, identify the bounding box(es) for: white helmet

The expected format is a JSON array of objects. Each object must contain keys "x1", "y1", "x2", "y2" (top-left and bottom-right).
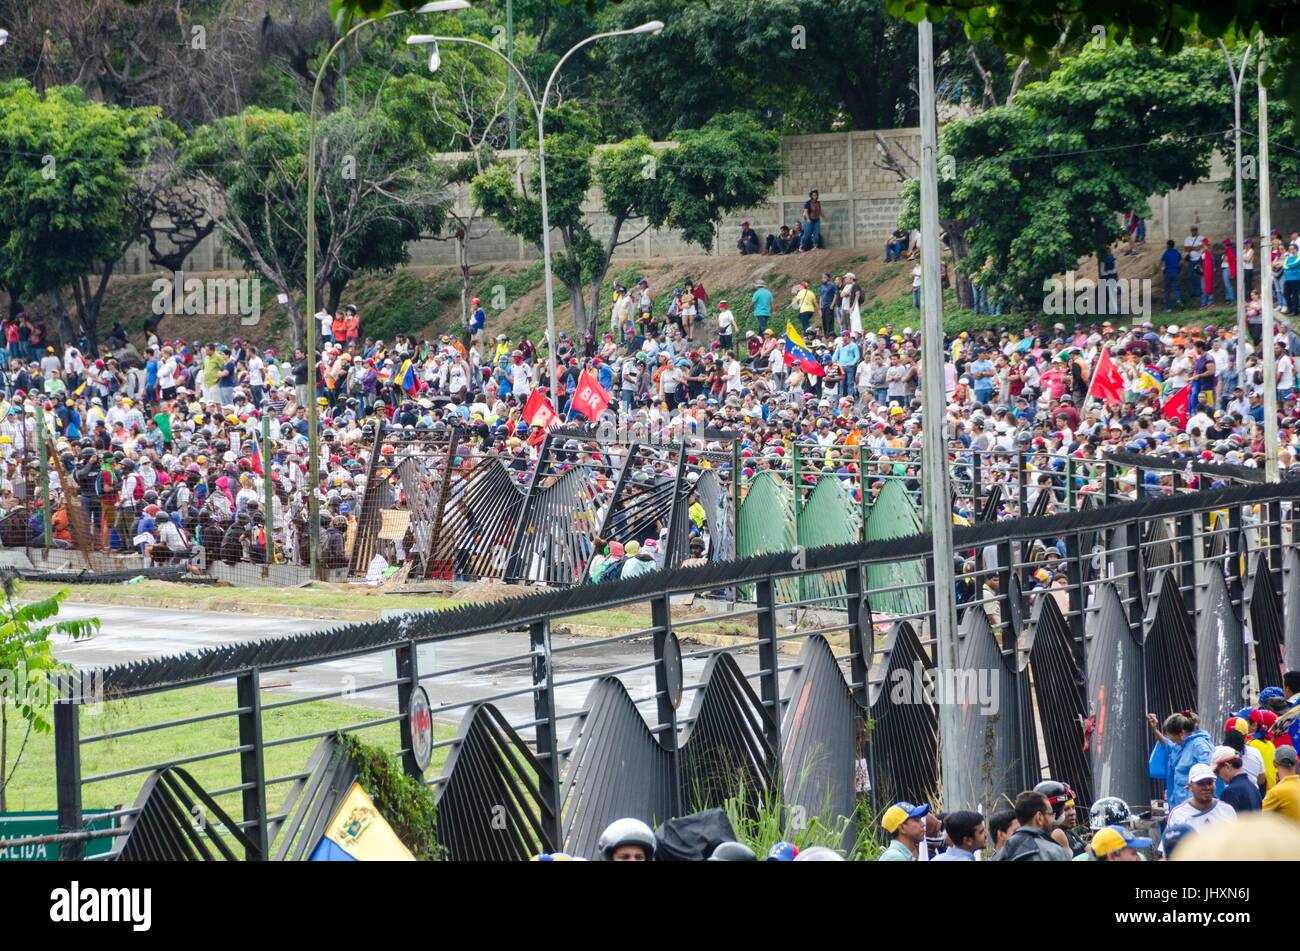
[
  {"x1": 595, "y1": 818, "x2": 656, "y2": 861},
  {"x1": 793, "y1": 846, "x2": 845, "y2": 861}
]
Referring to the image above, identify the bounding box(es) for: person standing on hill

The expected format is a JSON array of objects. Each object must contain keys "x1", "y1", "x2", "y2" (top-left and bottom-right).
[{"x1": 800, "y1": 189, "x2": 825, "y2": 251}]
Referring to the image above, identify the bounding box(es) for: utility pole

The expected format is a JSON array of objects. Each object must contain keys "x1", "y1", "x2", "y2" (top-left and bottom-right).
[
  {"x1": 1257, "y1": 37, "x2": 1279, "y2": 482},
  {"x1": 506, "y1": 0, "x2": 516, "y2": 151},
  {"x1": 918, "y1": 20, "x2": 962, "y2": 809},
  {"x1": 1220, "y1": 40, "x2": 1253, "y2": 384}
]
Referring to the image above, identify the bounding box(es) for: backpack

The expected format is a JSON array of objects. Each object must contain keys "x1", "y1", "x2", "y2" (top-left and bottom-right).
[{"x1": 96, "y1": 468, "x2": 116, "y2": 499}]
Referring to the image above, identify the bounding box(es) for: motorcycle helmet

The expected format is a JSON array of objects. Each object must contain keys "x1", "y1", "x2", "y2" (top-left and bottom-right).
[
  {"x1": 1034, "y1": 779, "x2": 1076, "y2": 818},
  {"x1": 707, "y1": 841, "x2": 757, "y2": 862},
  {"x1": 595, "y1": 818, "x2": 656, "y2": 861},
  {"x1": 1089, "y1": 797, "x2": 1132, "y2": 831}
]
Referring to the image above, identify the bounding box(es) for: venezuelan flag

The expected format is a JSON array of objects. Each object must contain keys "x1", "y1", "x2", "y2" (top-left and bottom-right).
[
  {"x1": 400, "y1": 359, "x2": 418, "y2": 395},
  {"x1": 308, "y1": 782, "x2": 415, "y2": 861},
  {"x1": 783, "y1": 322, "x2": 825, "y2": 377}
]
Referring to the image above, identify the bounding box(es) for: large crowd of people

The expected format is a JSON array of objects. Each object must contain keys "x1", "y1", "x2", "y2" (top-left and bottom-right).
[{"x1": 3, "y1": 227, "x2": 1300, "y2": 574}]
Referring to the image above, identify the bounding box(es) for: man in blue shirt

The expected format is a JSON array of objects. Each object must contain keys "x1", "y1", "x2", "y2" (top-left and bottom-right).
[
  {"x1": 832, "y1": 331, "x2": 860, "y2": 398},
  {"x1": 752, "y1": 280, "x2": 773, "y2": 335},
  {"x1": 469, "y1": 296, "x2": 486, "y2": 346},
  {"x1": 819, "y1": 273, "x2": 838, "y2": 335},
  {"x1": 1212, "y1": 746, "x2": 1262, "y2": 812},
  {"x1": 969, "y1": 350, "x2": 995, "y2": 404},
  {"x1": 931, "y1": 810, "x2": 986, "y2": 861},
  {"x1": 1160, "y1": 240, "x2": 1183, "y2": 311}
]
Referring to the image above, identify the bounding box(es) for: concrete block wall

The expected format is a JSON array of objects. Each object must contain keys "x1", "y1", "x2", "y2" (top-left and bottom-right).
[{"x1": 118, "y1": 126, "x2": 1298, "y2": 275}]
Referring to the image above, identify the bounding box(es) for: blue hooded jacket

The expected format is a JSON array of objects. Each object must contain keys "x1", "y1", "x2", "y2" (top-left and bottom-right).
[{"x1": 1161, "y1": 729, "x2": 1214, "y2": 807}]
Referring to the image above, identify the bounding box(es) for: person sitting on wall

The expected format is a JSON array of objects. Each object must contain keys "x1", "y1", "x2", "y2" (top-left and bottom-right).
[
  {"x1": 765, "y1": 225, "x2": 796, "y2": 255},
  {"x1": 737, "y1": 220, "x2": 760, "y2": 255}
]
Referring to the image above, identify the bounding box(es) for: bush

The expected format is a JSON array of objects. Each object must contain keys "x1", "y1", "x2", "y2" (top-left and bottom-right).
[{"x1": 338, "y1": 732, "x2": 444, "y2": 860}]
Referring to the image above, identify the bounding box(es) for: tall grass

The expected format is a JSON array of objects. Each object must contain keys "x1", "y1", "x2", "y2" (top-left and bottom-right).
[{"x1": 717, "y1": 780, "x2": 885, "y2": 861}]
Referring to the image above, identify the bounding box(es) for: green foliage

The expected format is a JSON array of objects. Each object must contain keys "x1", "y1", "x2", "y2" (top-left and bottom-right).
[
  {"x1": 719, "y1": 780, "x2": 884, "y2": 861},
  {"x1": 884, "y1": 0, "x2": 1300, "y2": 112},
  {"x1": 473, "y1": 109, "x2": 780, "y2": 335},
  {"x1": 903, "y1": 45, "x2": 1230, "y2": 305},
  {"x1": 182, "y1": 101, "x2": 448, "y2": 325},
  {"x1": 338, "y1": 732, "x2": 444, "y2": 860},
  {"x1": 0, "y1": 82, "x2": 168, "y2": 300},
  {"x1": 0, "y1": 581, "x2": 99, "y2": 734}
]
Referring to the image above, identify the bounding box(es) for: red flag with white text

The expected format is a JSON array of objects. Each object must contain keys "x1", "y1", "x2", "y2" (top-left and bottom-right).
[{"x1": 571, "y1": 373, "x2": 611, "y2": 421}]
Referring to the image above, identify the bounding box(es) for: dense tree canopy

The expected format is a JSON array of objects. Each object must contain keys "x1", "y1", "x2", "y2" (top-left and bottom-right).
[{"x1": 901, "y1": 45, "x2": 1232, "y2": 306}]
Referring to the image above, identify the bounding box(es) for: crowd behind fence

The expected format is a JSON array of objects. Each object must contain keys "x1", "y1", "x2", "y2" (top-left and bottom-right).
[{"x1": 25, "y1": 474, "x2": 1300, "y2": 860}]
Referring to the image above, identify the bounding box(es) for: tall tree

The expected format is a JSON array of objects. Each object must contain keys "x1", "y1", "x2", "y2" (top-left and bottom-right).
[
  {"x1": 472, "y1": 109, "x2": 780, "y2": 340},
  {"x1": 0, "y1": 80, "x2": 168, "y2": 352},
  {"x1": 899, "y1": 45, "x2": 1231, "y2": 308},
  {"x1": 181, "y1": 100, "x2": 449, "y2": 348}
]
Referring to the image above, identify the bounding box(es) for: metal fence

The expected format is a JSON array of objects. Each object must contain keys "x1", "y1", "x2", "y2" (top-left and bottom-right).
[{"x1": 30, "y1": 474, "x2": 1300, "y2": 860}]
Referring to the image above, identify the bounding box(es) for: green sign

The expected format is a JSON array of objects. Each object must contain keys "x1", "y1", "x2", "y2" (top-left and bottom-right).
[{"x1": 0, "y1": 811, "x2": 118, "y2": 861}]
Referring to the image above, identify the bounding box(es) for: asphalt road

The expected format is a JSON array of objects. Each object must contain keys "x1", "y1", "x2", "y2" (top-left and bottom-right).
[{"x1": 51, "y1": 602, "x2": 764, "y2": 735}]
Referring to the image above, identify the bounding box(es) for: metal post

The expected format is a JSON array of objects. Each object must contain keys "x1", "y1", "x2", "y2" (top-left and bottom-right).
[
  {"x1": 1102, "y1": 457, "x2": 1115, "y2": 505},
  {"x1": 54, "y1": 701, "x2": 84, "y2": 861},
  {"x1": 529, "y1": 618, "x2": 563, "y2": 846},
  {"x1": 661, "y1": 441, "x2": 688, "y2": 569},
  {"x1": 505, "y1": 0, "x2": 516, "y2": 151},
  {"x1": 1258, "y1": 40, "x2": 1280, "y2": 482},
  {"x1": 236, "y1": 668, "x2": 268, "y2": 859},
  {"x1": 754, "y1": 577, "x2": 783, "y2": 762},
  {"x1": 650, "y1": 595, "x2": 681, "y2": 815},
  {"x1": 1064, "y1": 530, "x2": 1085, "y2": 655},
  {"x1": 1177, "y1": 512, "x2": 1196, "y2": 611},
  {"x1": 36, "y1": 406, "x2": 51, "y2": 549},
  {"x1": 846, "y1": 564, "x2": 870, "y2": 707},
  {"x1": 395, "y1": 641, "x2": 422, "y2": 778},
  {"x1": 971, "y1": 449, "x2": 982, "y2": 514},
  {"x1": 917, "y1": 17, "x2": 960, "y2": 807},
  {"x1": 1016, "y1": 450, "x2": 1028, "y2": 517},
  {"x1": 262, "y1": 411, "x2": 274, "y2": 563},
  {"x1": 1220, "y1": 40, "x2": 1253, "y2": 383},
  {"x1": 859, "y1": 443, "x2": 870, "y2": 542}
]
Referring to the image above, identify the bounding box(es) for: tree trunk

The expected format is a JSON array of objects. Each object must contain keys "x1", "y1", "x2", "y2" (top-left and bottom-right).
[
  {"x1": 326, "y1": 277, "x2": 347, "y2": 319},
  {"x1": 567, "y1": 283, "x2": 587, "y2": 347},
  {"x1": 46, "y1": 289, "x2": 79, "y2": 352},
  {"x1": 943, "y1": 221, "x2": 974, "y2": 310}
]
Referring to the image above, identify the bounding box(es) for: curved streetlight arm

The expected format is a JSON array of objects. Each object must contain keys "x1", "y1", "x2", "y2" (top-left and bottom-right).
[{"x1": 414, "y1": 35, "x2": 542, "y2": 123}]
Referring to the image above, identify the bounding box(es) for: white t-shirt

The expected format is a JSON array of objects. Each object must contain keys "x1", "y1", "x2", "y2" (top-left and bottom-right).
[
  {"x1": 158, "y1": 357, "x2": 179, "y2": 390},
  {"x1": 247, "y1": 355, "x2": 265, "y2": 387},
  {"x1": 1279, "y1": 354, "x2": 1295, "y2": 390},
  {"x1": 1185, "y1": 234, "x2": 1201, "y2": 261},
  {"x1": 316, "y1": 310, "x2": 332, "y2": 338},
  {"x1": 718, "y1": 310, "x2": 735, "y2": 335},
  {"x1": 1164, "y1": 799, "x2": 1236, "y2": 840}
]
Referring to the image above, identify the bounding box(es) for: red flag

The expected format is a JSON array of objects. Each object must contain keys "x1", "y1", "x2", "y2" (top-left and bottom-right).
[
  {"x1": 1087, "y1": 347, "x2": 1125, "y2": 405},
  {"x1": 1161, "y1": 384, "x2": 1191, "y2": 428},
  {"x1": 522, "y1": 389, "x2": 560, "y2": 431},
  {"x1": 571, "y1": 372, "x2": 611, "y2": 421}
]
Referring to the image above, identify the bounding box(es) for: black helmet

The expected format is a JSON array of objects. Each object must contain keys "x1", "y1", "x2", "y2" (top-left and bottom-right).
[
  {"x1": 1033, "y1": 779, "x2": 1076, "y2": 817},
  {"x1": 595, "y1": 818, "x2": 655, "y2": 861},
  {"x1": 707, "y1": 841, "x2": 757, "y2": 861},
  {"x1": 1089, "y1": 797, "x2": 1132, "y2": 830}
]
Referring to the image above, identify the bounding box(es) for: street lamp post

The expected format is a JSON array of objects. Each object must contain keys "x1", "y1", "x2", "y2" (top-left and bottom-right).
[
  {"x1": 917, "y1": 19, "x2": 962, "y2": 810},
  {"x1": 1257, "y1": 38, "x2": 1279, "y2": 483},
  {"x1": 409, "y1": 21, "x2": 663, "y2": 413},
  {"x1": 304, "y1": 0, "x2": 469, "y2": 578},
  {"x1": 1220, "y1": 40, "x2": 1253, "y2": 386}
]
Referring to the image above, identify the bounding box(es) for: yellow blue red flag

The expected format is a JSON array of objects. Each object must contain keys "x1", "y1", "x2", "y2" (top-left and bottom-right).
[{"x1": 783, "y1": 322, "x2": 825, "y2": 377}]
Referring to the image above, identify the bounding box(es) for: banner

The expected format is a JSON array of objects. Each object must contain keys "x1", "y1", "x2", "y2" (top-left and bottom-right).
[
  {"x1": 1087, "y1": 347, "x2": 1124, "y2": 404},
  {"x1": 571, "y1": 373, "x2": 611, "y2": 421}
]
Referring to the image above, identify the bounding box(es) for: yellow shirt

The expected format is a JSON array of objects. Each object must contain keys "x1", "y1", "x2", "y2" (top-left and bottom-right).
[
  {"x1": 1248, "y1": 737, "x2": 1279, "y2": 790},
  {"x1": 1263, "y1": 774, "x2": 1300, "y2": 821}
]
